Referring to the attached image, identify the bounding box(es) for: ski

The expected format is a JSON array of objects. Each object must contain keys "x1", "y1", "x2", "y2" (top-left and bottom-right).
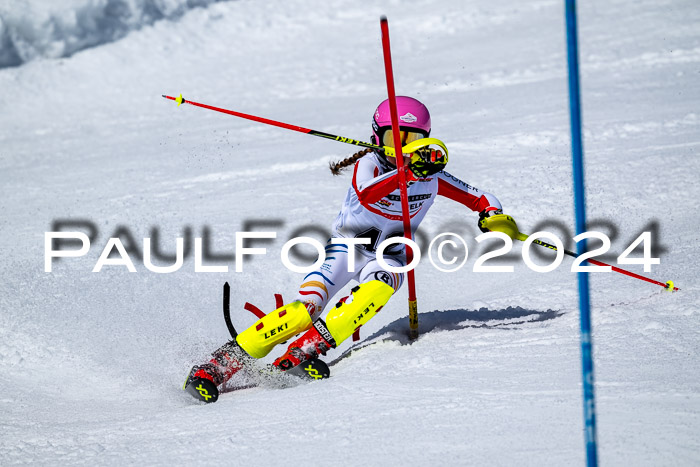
[
  {"x1": 184, "y1": 357, "x2": 330, "y2": 403},
  {"x1": 284, "y1": 357, "x2": 331, "y2": 381},
  {"x1": 183, "y1": 367, "x2": 220, "y2": 403}
]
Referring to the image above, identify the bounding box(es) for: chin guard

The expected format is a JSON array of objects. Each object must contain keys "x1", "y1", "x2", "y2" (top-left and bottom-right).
[{"x1": 382, "y1": 137, "x2": 448, "y2": 162}]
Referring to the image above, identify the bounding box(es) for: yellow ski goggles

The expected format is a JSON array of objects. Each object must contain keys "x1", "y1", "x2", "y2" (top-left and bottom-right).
[{"x1": 380, "y1": 128, "x2": 428, "y2": 148}]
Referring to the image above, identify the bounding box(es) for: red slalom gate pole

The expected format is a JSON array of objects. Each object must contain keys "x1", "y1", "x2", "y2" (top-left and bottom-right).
[{"x1": 380, "y1": 16, "x2": 420, "y2": 339}]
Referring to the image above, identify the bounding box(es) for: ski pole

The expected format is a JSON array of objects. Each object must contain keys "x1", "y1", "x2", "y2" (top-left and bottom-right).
[
  {"x1": 380, "y1": 16, "x2": 420, "y2": 340},
  {"x1": 523, "y1": 235, "x2": 679, "y2": 291},
  {"x1": 162, "y1": 94, "x2": 447, "y2": 158},
  {"x1": 222, "y1": 282, "x2": 237, "y2": 339}
]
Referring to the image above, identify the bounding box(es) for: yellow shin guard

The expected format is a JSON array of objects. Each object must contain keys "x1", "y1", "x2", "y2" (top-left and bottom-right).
[
  {"x1": 236, "y1": 301, "x2": 313, "y2": 359},
  {"x1": 325, "y1": 280, "x2": 394, "y2": 344}
]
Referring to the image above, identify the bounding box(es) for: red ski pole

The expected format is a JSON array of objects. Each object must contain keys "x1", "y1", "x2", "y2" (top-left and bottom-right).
[
  {"x1": 528, "y1": 237, "x2": 679, "y2": 291},
  {"x1": 162, "y1": 94, "x2": 383, "y2": 152},
  {"x1": 162, "y1": 94, "x2": 447, "y2": 158},
  {"x1": 380, "y1": 16, "x2": 420, "y2": 339}
]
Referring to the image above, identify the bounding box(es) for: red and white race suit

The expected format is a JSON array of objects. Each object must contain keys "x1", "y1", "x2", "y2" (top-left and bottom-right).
[
  {"x1": 297, "y1": 151, "x2": 502, "y2": 319},
  {"x1": 333, "y1": 151, "x2": 502, "y2": 253}
]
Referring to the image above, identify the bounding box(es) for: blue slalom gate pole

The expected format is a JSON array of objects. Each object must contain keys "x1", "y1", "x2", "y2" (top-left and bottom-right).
[{"x1": 565, "y1": 1, "x2": 599, "y2": 465}]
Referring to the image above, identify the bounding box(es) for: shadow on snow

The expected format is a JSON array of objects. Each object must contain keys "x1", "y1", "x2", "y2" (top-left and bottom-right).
[
  {"x1": 330, "y1": 306, "x2": 564, "y2": 365},
  {"x1": 217, "y1": 306, "x2": 563, "y2": 392}
]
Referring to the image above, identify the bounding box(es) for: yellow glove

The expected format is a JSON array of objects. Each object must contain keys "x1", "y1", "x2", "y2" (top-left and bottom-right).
[{"x1": 478, "y1": 210, "x2": 526, "y2": 241}]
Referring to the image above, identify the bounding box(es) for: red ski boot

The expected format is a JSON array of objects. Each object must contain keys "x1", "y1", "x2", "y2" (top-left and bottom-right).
[
  {"x1": 273, "y1": 320, "x2": 334, "y2": 379},
  {"x1": 184, "y1": 340, "x2": 252, "y2": 403}
]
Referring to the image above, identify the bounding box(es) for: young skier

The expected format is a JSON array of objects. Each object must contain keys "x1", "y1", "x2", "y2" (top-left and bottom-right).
[{"x1": 184, "y1": 96, "x2": 507, "y2": 402}]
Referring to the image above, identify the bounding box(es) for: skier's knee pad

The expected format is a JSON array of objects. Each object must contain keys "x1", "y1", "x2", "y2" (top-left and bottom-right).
[
  {"x1": 325, "y1": 280, "x2": 394, "y2": 345},
  {"x1": 236, "y1": 301, "x2": 313, "y2": 359}
]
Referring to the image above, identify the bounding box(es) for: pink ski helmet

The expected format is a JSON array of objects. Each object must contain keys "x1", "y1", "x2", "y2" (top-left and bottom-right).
[{"x1": 371, "y1": 96, "x2": 431, "y2": 151}]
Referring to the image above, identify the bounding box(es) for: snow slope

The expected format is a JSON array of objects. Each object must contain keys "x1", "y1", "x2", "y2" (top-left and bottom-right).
[
  {"x1": 0, "y1": 0, "x2": 234, "y2": 68},
  {"x1": 1, "y1": 0, "x2": 699, "y2": 464}
]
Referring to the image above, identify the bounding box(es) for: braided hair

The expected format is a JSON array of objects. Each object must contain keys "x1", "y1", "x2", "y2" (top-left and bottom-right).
[{"x1": 329, "y1": 148, "x2": 374, "y2": 175}]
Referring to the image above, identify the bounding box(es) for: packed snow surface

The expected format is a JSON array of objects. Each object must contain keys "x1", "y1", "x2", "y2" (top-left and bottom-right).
[{"x1": 1, "y1": 0, "x2": 699, "y2": 465}]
